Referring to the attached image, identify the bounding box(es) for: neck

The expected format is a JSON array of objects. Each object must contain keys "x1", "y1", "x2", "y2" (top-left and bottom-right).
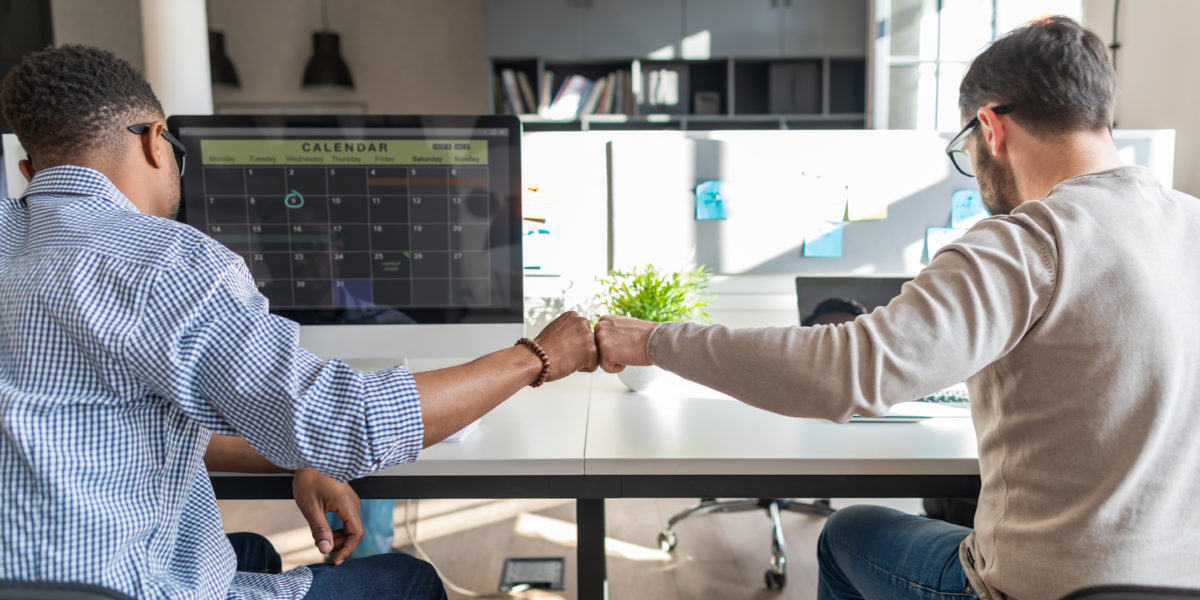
[{"x1": 1012, "y1": 129, "x2": 1126, "y2": 202}]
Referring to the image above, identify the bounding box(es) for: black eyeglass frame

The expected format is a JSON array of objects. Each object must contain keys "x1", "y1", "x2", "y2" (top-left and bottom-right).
[
  {"x1": 128, "y1": 122, "x2": 187, "y2": 178},
  {"x1": 946, "y1": 104, "x2": 1015, "y2": 178}
]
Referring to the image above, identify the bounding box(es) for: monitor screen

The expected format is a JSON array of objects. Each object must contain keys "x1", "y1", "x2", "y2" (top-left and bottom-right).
[
  {"x1": 168, "y1": 115, "x2": 523, "y2": 333},
  {"x1": 795, "y1": 276, "x2": 911, "y2": 324}
]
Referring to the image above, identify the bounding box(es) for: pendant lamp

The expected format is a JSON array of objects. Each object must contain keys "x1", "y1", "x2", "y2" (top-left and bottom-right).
[
  {"x1": 302, "y1": 0, "x2": 354, "y2": 88},
  {"x1": 208, "y1": 31, "x2": 240, "y2": 87}
]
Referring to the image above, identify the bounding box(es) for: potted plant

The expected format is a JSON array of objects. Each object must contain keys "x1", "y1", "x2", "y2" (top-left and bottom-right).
[{"x1": 597, "y1": 264, "x2": 714, "y2": 391}]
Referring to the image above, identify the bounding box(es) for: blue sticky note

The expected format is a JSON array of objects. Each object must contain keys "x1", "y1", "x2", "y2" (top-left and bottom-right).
[
  {"x1": 951, "y1": 189, "x2": 988, "y2": 229},
  {"x1": 695, "y1": 180, "x2": 727, "y2": 220},
  {"x1": 803, "y1": 220, "x2": 844, "y2": 258}
]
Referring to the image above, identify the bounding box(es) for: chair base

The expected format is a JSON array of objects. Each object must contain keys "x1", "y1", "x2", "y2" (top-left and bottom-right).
[{"x1": 658, "y1": 498, "x2": 835, "y2": 590}]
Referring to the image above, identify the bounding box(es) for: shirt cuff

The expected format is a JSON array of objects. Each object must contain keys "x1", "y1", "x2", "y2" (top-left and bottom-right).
[
  {"x1": 646, "y1": 321, "x2": 677, "y2": 367},
  {"x1": 361, "y1": 365, "x2": 424, "y2": 467}
]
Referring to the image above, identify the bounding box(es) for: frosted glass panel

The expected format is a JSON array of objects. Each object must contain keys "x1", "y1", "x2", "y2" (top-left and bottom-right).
[
  {"x1": 889, "y1": 0, "x2": 938, "y2": 60},
  {"x1": 939, "y1": 0, "x2": 994, "y2": 61},
  {"x1": 889, "y1": 63, "x2": 937, "y2": 129},
  {"x1": 995, "y1": 0, "x2": 1083, "y2": 35},
  {"x1": 937, "y1": 62, "x2": 969, "y2": 131}
]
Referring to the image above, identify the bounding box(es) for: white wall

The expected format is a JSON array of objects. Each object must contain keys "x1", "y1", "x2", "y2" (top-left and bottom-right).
[
  {"x1": 1084, "y1": 0, "x2": 1200, "y2": 196},
  {"x1": 50, "y1": 0, "x2": 489, "y2": 115},
  {"x1": 51, "y1": 0, "x2": 144, "y2": 72},
  {"x1": 207, "y1": 0, "x2": 488, "y2": 114}
]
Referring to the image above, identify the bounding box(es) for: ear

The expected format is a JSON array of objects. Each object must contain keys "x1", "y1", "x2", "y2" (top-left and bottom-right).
[
  {"x1": 138, "y1": 122, "x2": 168, "y2": 170},
  {"x1": 976, "y1": 106, "x2": 1009, "y2": 161},
  {"x1": 18, "y1": 158, "x2": 35, "y2": 183}
]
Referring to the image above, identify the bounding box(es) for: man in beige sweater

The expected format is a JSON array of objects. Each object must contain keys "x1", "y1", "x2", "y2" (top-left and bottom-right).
[{"x1": 595, "y1": 16, "x2": 1200, "y2": 600}]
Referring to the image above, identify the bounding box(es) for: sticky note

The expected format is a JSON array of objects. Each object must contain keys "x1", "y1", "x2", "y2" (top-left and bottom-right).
[
  {"x1": 847, "y1": 186, "x2": 888, "y2": 221},
  {"x1": 695, "y1": 180, "x2": 727, "y2": 220},
  {"x1": 804, "y1": 176, "x2": 848, "y2": 223},
  {"x1": 951, "y1": 189, "x2": 988, "y2": 229},
  {"x1": 803, "y1": 220, "x2": 845, "y2": 258},
  {"x1": 925, "y1": 227, "x2": 966, "y2": 261}
]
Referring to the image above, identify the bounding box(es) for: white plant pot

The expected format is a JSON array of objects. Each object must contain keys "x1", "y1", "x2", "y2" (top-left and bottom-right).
[{"x1": 617, "y1": 365, "x2": 663, "y2": 392}]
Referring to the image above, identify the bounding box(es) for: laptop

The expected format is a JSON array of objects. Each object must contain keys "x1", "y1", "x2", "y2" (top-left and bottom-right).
[{"x1": 795, "y1": 275, "x2": 971, "y2": 420}]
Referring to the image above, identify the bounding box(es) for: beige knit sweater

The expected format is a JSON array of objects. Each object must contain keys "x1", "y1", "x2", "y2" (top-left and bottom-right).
[{"x1": 647, "y1": 166, "x2": 1200, "y2": 599}]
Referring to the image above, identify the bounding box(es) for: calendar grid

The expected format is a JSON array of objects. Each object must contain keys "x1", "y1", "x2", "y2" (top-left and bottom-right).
[{"x1": 198, "y1": 161, "x2": 494, "y2": 310}]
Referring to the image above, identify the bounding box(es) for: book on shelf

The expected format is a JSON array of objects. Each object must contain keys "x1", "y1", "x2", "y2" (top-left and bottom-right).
[
  {"x1": 579, "y1": 77, "x2": 607, "y2": 117},
  {"x1": 538, "y1": 71, "x2": 555, "y2": 116},
  {"x1": 516, "y1": 71, "x2": 537, "y2": 116},
  {"x1": 542, "y1": 69, "x2": 634, "y2": 120},
  {"x1": 546, "y1": 74, "x2": 591, "y2": 120},
  {"x1": 499, "y1": 68, "x2": 525, "y2": 115}
]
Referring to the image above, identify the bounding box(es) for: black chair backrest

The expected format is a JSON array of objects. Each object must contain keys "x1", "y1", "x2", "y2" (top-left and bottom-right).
[
  {"x1": 1061, "y1": 585, "x2": 1200, "y2": 600},
  {"x1": 0, "y1": 580, "x2": 135, "y2": 600}
]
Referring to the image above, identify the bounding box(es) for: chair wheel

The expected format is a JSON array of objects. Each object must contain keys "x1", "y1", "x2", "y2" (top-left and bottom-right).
[
  {"x1": 764, "y1": 569, "x2": 786, "y2": 590},
  {"x1": 657, "y1": 531, "x2": 677, "y2": 553}
]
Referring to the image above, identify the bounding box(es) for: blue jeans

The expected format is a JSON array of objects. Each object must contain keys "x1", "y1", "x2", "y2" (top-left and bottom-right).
[
  {"x1": 817, "y1": 505, "x2": 978, "y2": 600},
  {"x1": 227, "y1": 531, "x2": 446, "y2": 599}
]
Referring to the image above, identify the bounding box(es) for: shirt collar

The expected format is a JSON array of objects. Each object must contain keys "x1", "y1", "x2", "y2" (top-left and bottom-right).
[{"x1": 21, "y1": 165, "x2": 139, "y2": 213}]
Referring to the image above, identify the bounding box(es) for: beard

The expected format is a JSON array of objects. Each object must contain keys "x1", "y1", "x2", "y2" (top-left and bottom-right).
[
  {"x1": 164, "y1": 160, "x2": 182, "y2": 219},
  {"x1": 165, "y1": 190, "x2": 180, "y2": 220},
  {"x1": 974, "y1": 139, "x2": 1021, "y2": 216}
]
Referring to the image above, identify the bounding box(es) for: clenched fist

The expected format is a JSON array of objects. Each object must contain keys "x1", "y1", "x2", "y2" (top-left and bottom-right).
[
  {"x1": 594, "y1": 315, "x2": 659, "y2": 373},
  {"x1": 534, "y1": 311, "x2": 598, "y2": 382}
]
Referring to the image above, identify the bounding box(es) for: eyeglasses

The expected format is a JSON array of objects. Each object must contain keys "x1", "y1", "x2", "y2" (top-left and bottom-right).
[
  {"x1": 128, "y1": 123, "x2": 187, "y2": 178},
  {"x1": 945, "y1": 104, "x2": 1015, "y2": 178}
]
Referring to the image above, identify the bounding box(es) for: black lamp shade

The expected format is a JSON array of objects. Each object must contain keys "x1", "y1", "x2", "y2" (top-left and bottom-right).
[
  {"x1": 303, "y1": 32, "x2": 354, "y2": 88},
  {"x1": 208, "y1": 31, "x2": 240, "y2": 87}
]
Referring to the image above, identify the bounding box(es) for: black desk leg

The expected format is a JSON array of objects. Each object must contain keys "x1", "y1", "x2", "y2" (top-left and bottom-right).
[{"x1": 576, "y1": 498, "x2": 607, "y2": 600}]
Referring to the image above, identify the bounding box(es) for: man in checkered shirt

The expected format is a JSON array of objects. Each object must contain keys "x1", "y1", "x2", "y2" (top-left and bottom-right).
[{"x1": 0, "y1": 45, "x2": 597, "y2": 599}]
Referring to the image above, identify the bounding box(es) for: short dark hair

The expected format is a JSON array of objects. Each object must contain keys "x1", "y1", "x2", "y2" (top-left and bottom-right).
[
  {"x1": 958, "y1": 16, "x2": 1115, "y2": 138},
  {"x1": 802, "y1": 297, "x2": 867, "y2": 327},
  {"x1": 0, "y1": 45, "x2": 163, "y2": 167}
]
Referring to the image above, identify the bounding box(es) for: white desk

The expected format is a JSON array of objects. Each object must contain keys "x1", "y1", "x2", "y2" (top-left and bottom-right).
[
  {"x1": 212, "y1": 371, "x2": 981, "y2": 600},
  {"x1": 377, "y1": 373, "x2": 592, "y2": 477},
  {"x1": 585, "y1": 373, "x2": 979, "y2": 476}
]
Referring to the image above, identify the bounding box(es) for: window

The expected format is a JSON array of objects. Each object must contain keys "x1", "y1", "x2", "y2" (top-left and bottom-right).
[{"x1": 873, "y1": 0, "x2": 1082, "y2": 130}]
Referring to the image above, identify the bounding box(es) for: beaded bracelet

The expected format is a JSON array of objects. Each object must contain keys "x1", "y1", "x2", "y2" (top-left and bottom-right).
[{"x1": 515, "y1": 337, "x2": 551, "y2": 388}]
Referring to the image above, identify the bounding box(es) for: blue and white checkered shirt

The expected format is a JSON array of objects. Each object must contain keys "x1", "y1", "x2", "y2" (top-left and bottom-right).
[{"x1": 0, "y1": 166, "x2": 424, "y2": 599}]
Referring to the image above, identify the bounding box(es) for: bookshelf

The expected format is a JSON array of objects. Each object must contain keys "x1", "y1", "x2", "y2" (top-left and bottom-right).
[{"x1": 490, "y1": 56, "x2": 867, "y2": 132}]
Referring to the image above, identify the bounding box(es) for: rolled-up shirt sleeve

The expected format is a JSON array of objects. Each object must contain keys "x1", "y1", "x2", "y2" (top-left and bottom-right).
[
  {"x1": 647, "y1": 213, "x2": 1058, "y2": 422},
  {"x1": 120, "y1": 238, "x2": 422, "y2": 480}
]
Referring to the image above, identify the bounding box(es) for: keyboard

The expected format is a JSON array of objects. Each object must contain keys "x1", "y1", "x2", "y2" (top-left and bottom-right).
[
  {"x1": 913, "y1": 382, "x2": 970, "y2": 408},
  {"x1": 850, "y1": 383, "x2": 972, "y2": 421}
]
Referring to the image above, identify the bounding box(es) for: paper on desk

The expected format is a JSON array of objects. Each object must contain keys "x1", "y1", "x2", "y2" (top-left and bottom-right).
[
  {"x1": 804, "y1": 220, "x2": 845, "y2": 258},
  {"x1": 886, "y1": 401, "x2": 971, "y2": 418},
  {"x1": 950, "y1": 189, "x2": 988, "y2": 229},
  {"x1": 925, "y1": 226, "x2": 966, "y2": 261}
]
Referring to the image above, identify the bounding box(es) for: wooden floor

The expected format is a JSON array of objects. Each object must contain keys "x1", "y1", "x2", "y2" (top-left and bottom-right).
[{"x1": 219, "y1": 497, "x2": 921, "y2": 599}]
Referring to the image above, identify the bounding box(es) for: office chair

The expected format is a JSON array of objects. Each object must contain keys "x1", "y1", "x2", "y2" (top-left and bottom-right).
[
  {"x1": 0, "y1": 580, "x2": 134, "y2": 600},
  {"x1": 1059, "y1": 585, "x2": 1200, "y2": 600},
  {"x1": 657, "y1": 497, "x2": 835, "y2": 590}
]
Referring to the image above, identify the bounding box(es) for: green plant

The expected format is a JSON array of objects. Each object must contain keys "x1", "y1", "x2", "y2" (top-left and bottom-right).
[{"x1": 597, "y1": 264, "x2": 714, "y2": 323}]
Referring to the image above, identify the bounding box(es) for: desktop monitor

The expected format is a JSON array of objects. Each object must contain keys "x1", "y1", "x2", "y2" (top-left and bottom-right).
[
  {"x1": 795, "y1": 275, "x2": 911, "y2": 323},
  {"x1": 168, "y1": 115, "x2": 524, "y2": 361}
]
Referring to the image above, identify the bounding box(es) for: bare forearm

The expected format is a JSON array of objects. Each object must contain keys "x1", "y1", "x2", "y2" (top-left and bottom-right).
[
  {"x1": 204, "y1": 434, "x2": 291, "y2": 473},
  {"x1": 413, "y1": 346, "x2": 542, "y2": 447}
]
